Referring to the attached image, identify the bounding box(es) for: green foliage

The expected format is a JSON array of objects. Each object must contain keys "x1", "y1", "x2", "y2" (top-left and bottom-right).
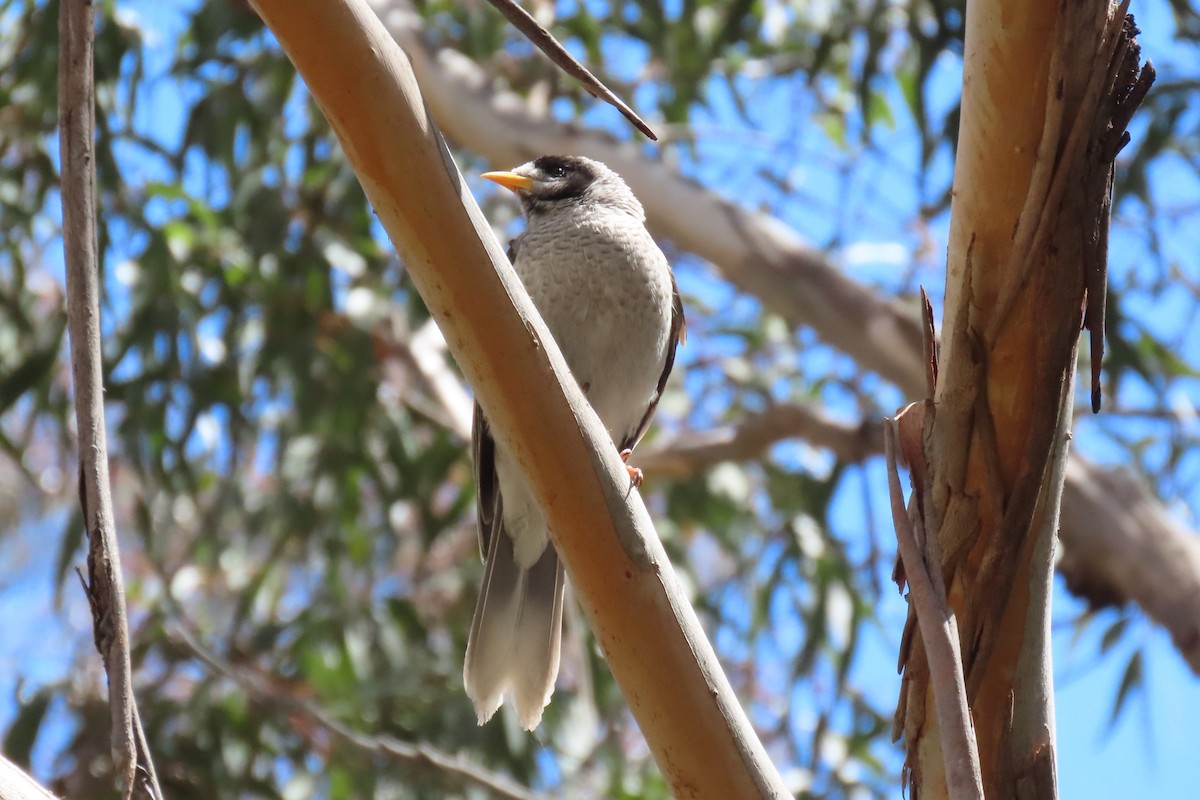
[{"x1": 0, "y1": 0, "x2": 1197, "y2": 797}]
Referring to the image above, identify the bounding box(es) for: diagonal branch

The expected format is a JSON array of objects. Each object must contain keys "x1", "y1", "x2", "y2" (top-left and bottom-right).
[
  {"x1": 249, "y1": 0, "x2": 791, "y2": 795},
  {"x1": 58, "y1": 2, "x2": 161, "y2": 798},
  {"x1": 483, "y1": 0, "x2": 656, "y2": 140},
  {"x1": 0, "y1": 755, "x2": 59, "y2": 800}
]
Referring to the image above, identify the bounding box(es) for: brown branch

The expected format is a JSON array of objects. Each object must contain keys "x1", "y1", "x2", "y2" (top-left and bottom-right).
[
  {"x1": 910, "y1": 0, "x2": 1140, "y2": 792},
  {"x1": 483, "y1": 0, "x2": 656, "y2": 140},
  {"x1": 636, "y1": 403, "x2": 882, "y2": 478},
  {"x1": 884, "y1": 420, "x2": 983, "y2": 800},
  {"x1": 637, "y1": 402, "x2": 1200, "y2": 678},
  {"x1": 1059, "y1": 457, "x2": 1200, "y2": 672},
  {"x1": 169, "y1": 626, "x2": 549, "y2": 800},
  {"x1": 57, "y1": 2, "x2": 161, "y2": 798}
]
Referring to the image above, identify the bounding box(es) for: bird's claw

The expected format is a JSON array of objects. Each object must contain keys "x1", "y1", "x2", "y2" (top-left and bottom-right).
[{"x1": 620, "y1": 448, "x2": 643, "y2": 488}]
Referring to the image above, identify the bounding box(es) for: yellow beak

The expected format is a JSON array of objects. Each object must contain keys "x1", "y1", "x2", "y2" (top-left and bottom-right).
[{"x1": 481, "y1": 170, "x2": 535, "y2": 193}]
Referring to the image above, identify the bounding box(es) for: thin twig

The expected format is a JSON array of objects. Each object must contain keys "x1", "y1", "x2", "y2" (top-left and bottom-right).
[
  {"x1": 58, "y1": 1, "x2": 161, "y2": 798},
  {"x1": 169, "y1": 625, "x2": 550, "y2": 800},
  {"x1": 483, "y1": 0, "x2": 657, "y2": 140},
  {"x1": 884, "y1": 420, "x2": 984, "y2": 800}
]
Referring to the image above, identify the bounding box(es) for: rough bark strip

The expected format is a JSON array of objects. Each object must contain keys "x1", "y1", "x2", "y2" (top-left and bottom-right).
[
  {"x1": 57, "y1": 2, "x2": 161, "y2": 798},
  {"x1": 885, "y1": 421, "x2": 984, "y2": 800},
  {"x1": 1083, "y1": 13, "x2": 1156, "y2": 412}
]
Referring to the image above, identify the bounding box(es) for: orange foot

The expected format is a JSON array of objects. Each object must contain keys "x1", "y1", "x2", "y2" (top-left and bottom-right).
[{"x1": 620, "y1": 448, "x2": 643, "y2": 488}]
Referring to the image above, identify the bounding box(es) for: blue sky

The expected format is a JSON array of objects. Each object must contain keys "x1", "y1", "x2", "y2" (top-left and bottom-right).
[{"x1": 4, "y1": 0, "x2": 1199, "y2": 795}]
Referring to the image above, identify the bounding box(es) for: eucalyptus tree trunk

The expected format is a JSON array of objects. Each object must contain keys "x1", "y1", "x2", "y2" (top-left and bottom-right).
[{"x1": 894, "y1": 0, "x2": 1152, "y2": 797}]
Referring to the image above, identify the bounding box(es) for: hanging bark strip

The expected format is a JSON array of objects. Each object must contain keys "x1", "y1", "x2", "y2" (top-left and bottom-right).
[
  {"x1": 58, "y1": 1, "x2": 162, "y2": 797},
  {"x1": 1081, "y1": 16, "x2": 1155, "y2": 412},
  {"x1": 885, "y1": 410, "x2": 984, "y2": 800}
]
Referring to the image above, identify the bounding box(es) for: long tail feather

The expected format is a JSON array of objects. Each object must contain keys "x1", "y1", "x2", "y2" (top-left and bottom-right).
[{"x1": 464, "y1": 532, "x2": 565, "y2": 730}]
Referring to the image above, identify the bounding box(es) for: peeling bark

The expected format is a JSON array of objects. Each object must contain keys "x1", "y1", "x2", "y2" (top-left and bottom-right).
[{"x1": 896, "y1": 2, "x2": 1153, "y2": 797}]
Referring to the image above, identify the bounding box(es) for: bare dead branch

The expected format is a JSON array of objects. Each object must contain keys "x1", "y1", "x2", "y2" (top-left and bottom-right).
[
  {"x1": 170, "y1": 626, "x2": 549, "y2": 800},
  {"x1": 483, "y1": 0, "x2": 657, "y2": 140},
  {"x1": 883, "y1": 420, "x2": 983, "y2": 800},
  {"x1": 57, "y1": 2, "x2": 161, "y2": 798}
]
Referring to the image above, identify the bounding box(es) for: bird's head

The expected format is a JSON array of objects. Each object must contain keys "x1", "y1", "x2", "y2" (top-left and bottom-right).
[{"x1": 482, "y1": 155, "x2": 643, "y2": 221}]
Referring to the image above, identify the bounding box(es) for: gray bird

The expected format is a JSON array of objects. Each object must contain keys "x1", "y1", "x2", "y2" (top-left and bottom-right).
[{"x1": 464, "y1": 155, "x2": 685, "y2": 730}]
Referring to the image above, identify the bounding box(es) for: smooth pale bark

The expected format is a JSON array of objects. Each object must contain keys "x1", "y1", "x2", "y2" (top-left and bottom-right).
[
  {"x1": 0, "y1": 757, "x2": 59, "y2": 800},
  {"x1": 249, "y1": 0, "x2": 790, "y2": 796}
]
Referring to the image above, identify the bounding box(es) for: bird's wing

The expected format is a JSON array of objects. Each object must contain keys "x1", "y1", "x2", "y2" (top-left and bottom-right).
[
  {"x1": 620, "y1": 269, "x2": 686, "y2": 453},
  {"x1": 472, "y1": 402, "x2": 499, "y2": 558},
  {"x1": 473, "y1": 237, "x2": 521, "y2": 558}
]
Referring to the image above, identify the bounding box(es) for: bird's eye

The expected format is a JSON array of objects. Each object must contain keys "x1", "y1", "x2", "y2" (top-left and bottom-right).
[{"x1": 546, "y1": 164, "x2": 567, "y2": 179}]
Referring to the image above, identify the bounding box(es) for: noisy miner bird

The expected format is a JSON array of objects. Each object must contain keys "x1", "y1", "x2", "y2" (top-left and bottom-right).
[{"x1": 464, "y1": 155, "x2": 685, "y2": 730}]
